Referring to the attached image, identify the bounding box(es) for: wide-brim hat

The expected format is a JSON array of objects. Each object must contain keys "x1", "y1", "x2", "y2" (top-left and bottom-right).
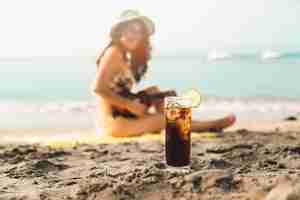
[{"x1": 110, "y1": 9, "x2": 155, "y2": 38}]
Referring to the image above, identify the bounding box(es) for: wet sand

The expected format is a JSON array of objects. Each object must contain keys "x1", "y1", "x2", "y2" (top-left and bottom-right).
[{"x1": 1, "y1": 120, "x2": 300, "y2": 199}]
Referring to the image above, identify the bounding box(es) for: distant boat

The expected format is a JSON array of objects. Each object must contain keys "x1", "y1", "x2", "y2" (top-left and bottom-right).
[
  {"x1": 207, "y1": 50, "x2": 232, "y2": 61},
  {"x1": 260, "y1": 50, "x2": 281, "y2": 60}
]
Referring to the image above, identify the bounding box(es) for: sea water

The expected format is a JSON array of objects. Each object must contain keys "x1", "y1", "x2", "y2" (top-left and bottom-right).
[{"x1": 1, "y1": 52, "x2": 300, "y2": 130}]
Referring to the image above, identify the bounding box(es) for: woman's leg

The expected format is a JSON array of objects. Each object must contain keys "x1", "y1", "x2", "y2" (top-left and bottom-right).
[
  {"x1": 105, "y1": 86, "x2": 236, "y2": 137},
  {"x1": 191, "y1": 114, "x2": 236, "y2": 132},
  {"x1": 107, "y1": 112, "x2": 236, "y2": 137},
  {"x1": 144, "y1": 87, "x2": 236, "y2": 131},
  {"x1": 138, "y1": 86, "x2": 236, "y2": 132}
]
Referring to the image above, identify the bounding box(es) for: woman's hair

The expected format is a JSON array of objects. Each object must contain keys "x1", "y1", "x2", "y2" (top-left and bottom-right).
[
  {"x1": 96, "y1": 19, "x2": 151, "y2": 83},
  {"x1": 130, "y1": 37, "x2": 151, "y2": 82}
]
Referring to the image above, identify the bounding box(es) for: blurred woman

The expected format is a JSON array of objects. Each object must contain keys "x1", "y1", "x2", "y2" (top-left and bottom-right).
[{"x1": 91, "y1": 10, "x2": 236, "y2": 137}]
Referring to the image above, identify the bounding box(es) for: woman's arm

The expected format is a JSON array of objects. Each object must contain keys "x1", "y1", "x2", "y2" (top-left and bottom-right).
[
  {"x1": 140, "y1": 86, "x2": 160, "y2": 95},
  {"x1": 91, "y1": 47, "x2": 147, "y2": 117}
]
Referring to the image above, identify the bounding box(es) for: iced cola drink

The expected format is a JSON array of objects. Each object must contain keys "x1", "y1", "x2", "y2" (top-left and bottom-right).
[{"x1": 165, "y1": 97, "x2": 192, "y2": 167}]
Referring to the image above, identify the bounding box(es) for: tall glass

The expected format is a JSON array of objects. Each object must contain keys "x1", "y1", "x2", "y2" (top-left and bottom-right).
[{"x1": 164, "y1": 96, "x2": 192, "y2": 168}]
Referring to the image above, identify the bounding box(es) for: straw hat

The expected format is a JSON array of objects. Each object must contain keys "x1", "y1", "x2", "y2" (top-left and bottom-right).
[{"x1": 110, "y1": 9, "x2": 155, "y2": 38}]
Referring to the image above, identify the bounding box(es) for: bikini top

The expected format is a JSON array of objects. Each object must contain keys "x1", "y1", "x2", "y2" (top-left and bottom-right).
[
  {"x1": 108, "y1": 64, "x2": 137, "y2": 95},
  {"x1": 107, "y1": 64, "x2": 140, "y2": 119}
]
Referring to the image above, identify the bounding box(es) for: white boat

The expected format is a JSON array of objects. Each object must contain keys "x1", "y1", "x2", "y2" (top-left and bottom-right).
[
  {"x1": 261, "y1": 50, "x2": 281, "y2": 60},
  {"x1": 207, "y1": 50, "x2": 232, "y2": 61}
]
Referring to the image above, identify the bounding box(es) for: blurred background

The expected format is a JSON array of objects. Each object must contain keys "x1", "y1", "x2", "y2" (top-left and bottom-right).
[{"x1": 1, "y1": 0, "x2": 300, "y2": 132}]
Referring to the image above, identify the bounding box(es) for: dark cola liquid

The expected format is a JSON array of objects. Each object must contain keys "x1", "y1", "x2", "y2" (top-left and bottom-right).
[{"x1": 165, "y1": 107, "x2": 191, "y2": 167}]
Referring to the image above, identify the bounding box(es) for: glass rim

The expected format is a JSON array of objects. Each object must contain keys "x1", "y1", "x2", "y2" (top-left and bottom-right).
[
  {"x1": 164, "y1": 96, "x2": 193, "y2": 108},
  {"x1": 164, "y1": 96, "x2": 191, "y2": 100}
]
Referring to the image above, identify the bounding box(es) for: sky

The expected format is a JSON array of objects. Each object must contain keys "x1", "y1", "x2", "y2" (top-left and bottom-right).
[{"x1": 0, "y1": 0, "x2": 299, "y2": 57}]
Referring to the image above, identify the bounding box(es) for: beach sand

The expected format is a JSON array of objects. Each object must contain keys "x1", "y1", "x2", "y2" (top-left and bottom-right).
[{"x1": 1, "y1": 120, "x2": 300, "y2": 199}]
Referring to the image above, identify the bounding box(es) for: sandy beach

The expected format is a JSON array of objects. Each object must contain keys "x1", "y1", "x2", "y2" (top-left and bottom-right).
[
  {"x1": 1, "y1": 120, "x2": 300, "y2": 199},
  {"x1": 2, "y1": 1, "x2": 300, "y2": 199}
]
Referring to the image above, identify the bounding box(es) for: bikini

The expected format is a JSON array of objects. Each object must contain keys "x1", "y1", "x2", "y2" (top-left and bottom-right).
[{"x1": 108, "y1": 64, "x2": 140, "y2": 119}]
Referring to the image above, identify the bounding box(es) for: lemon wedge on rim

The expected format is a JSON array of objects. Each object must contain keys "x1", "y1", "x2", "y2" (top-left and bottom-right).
[{"x1": 182, "y1": 88, "x2": 203, "y2": 108}]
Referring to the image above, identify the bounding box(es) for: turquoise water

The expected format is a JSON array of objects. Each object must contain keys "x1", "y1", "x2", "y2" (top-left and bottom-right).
[
  {"x1": 1, "y1": 53, "x2": 300, "y2": 130},
  {"x1": 1, "y1": 53, "x2": 300, "y2": 102},
  {"x1": 145, "y1": 55, "x2": 300, "y2": 98}
]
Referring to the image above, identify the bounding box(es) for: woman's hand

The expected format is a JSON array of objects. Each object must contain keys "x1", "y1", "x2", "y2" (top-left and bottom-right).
[
  {"x1": 127, "y1": 99, "x2": 148, "y2": 117},
  {"x1": 143, "y1": 86, "x2": 160, "y2": 95}
]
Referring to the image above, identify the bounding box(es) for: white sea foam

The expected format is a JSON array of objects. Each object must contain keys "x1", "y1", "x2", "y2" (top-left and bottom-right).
[
  {"x1": 2, "y1": 97, "x2": 300, "y2": 115},
  {"x1": 1, "y1": 96, "x2": 300, "y2": 130}
]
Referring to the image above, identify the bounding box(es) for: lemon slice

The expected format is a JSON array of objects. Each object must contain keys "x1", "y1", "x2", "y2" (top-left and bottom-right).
[{"x1": 182, "y1": 88, "x2": 202, "y2": 108}]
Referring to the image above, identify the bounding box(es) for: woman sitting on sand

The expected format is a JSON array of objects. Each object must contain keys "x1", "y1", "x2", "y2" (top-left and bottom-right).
[{"x1": 91, "y1": 10, "x2": 236, "y2": 137}]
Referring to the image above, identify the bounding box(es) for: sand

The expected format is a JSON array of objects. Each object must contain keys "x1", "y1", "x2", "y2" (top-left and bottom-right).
[{"x1": 1, "y1": 120, "x2": 300, "y2": 200}]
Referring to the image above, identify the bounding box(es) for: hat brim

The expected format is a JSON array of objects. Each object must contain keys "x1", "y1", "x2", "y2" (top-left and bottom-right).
[{"x1": 110, "y1": 15, "x2": 155, "y2": 37}]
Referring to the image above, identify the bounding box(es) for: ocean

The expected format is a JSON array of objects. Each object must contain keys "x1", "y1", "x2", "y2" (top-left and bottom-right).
[{"x1": 1, "y1": 51, "x2": 300, "y2": 130}]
